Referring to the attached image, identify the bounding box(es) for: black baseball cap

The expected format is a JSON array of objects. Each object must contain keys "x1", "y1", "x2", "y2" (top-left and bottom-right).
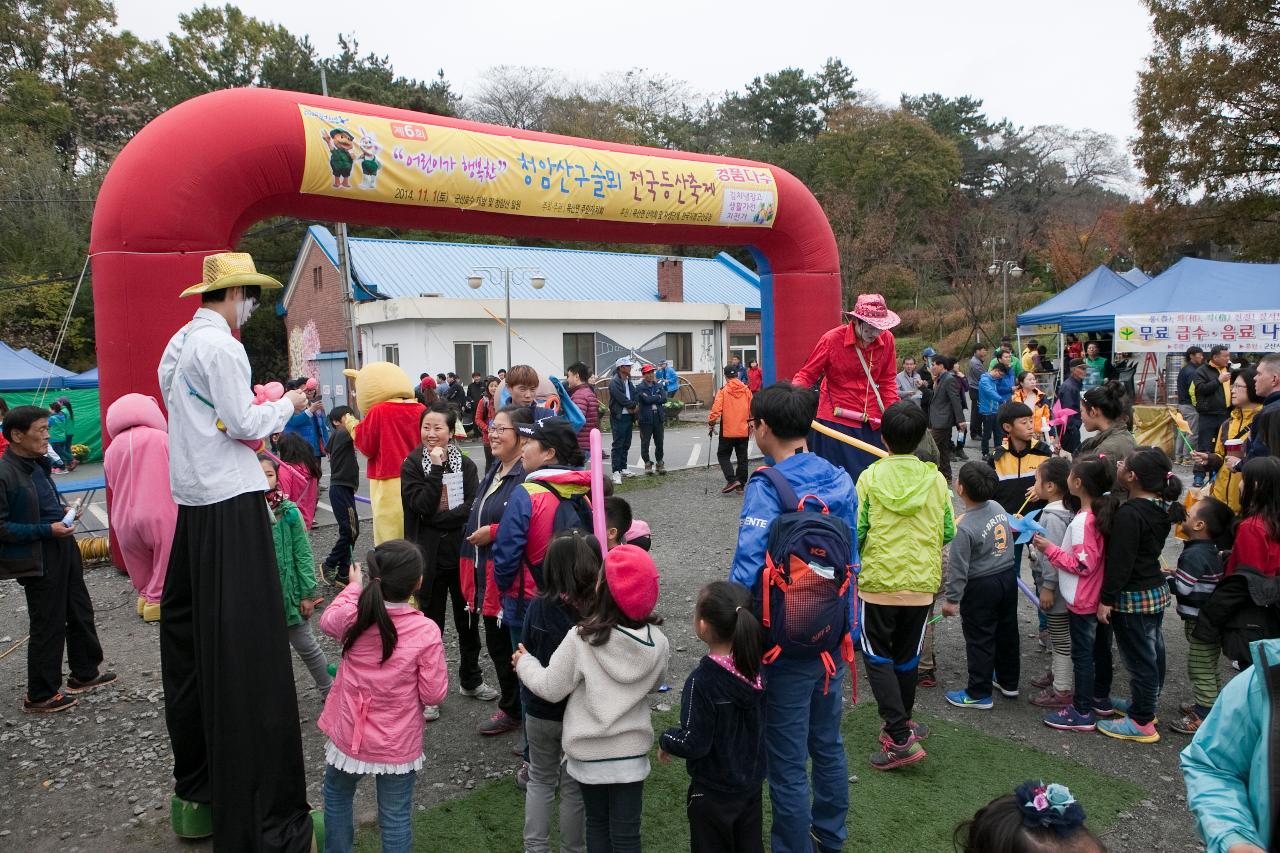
[{"x1": 516, "y1": 416, "x2": 574, "y2": 442}]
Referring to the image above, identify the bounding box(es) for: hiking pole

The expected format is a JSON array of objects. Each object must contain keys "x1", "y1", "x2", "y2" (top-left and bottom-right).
[{"x1": 705, "y1": 425, "x2": 714, "y2": 470}]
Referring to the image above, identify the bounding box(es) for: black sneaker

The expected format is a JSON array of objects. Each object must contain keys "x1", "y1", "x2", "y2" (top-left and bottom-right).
[
  {"x1": 65, "y1": 671, "x2": 118, "y2": 694},
  {"x1": 24, "y1": 692, "x2": 78, "y2": 713}
]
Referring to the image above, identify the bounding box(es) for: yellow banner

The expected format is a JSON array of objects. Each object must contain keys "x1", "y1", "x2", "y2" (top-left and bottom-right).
[{"x1": 298, "y1": 105, "x2": 778, "y2": 228}]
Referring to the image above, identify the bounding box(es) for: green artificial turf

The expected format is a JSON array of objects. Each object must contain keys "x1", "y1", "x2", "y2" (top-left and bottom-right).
[{"x1": 354, "y1": 703, "x2": 1142, "y2": 851}]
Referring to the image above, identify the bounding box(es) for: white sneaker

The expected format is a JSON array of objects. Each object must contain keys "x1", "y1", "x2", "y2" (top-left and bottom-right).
[
  {"x1": 612, "y1": 472, "x2": 623, "y2": 486},
  {"x1": 423, "y1": 704, "x2": 440, "y2": 722},
  {"x1": 460, "y1": 682, "x2": 500, "y2": 701}
]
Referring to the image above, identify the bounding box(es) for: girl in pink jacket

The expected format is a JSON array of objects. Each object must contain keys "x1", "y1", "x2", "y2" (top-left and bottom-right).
[
  {"x1": 318, "y1": 540, "x2": 448, "y2": 853},
  {"x1": 1031, "y1": 455, "x2": 1116, "y2": 734},
  {"x1": 103, "y1": 394, "x2": 177, "y2": 622}
]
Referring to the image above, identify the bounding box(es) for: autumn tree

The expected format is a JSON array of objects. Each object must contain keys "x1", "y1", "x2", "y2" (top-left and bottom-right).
[{"x1": 1132, "y1": 0, "x2": 1280, "y2": 260}]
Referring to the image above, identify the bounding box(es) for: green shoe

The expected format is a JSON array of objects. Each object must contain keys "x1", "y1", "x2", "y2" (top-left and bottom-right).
[
  {"x1": 170, "y1": 795, "x2": 213, "y2": 839},
  {"x1": 311, "y1": 808, "x2": 325, "y2": 852}
]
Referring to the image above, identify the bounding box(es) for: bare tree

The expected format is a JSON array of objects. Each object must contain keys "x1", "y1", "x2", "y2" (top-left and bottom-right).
[{"x1": 465, "y1": 65, "x2": 561, "y2": 130}]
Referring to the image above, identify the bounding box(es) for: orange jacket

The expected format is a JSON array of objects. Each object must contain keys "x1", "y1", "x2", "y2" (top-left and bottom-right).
[{"x1": 709, "y1": 379, "x2": 753, "y2": 438}]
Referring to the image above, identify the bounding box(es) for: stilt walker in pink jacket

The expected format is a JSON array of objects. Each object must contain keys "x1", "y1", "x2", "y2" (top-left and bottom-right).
[{"x1": 103, "y1": 393, "x2": 177, "y2": 623}]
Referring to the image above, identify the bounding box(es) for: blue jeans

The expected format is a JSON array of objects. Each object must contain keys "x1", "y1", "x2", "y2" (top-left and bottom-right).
[
  {"x1": 979, "y1": 413, "x2": 1000, "y2": 456},
  {"x1": 1110, "y1": 610, "x2": 1166, "y2": 726},
  {"x1": 1067, "y1": 612, "x2": 1114, "y2": 715},
  {"x1": 610, "y1": 414, "x2": 633, "y2": 474},
  {"x1": 323, "y1": 763, "x2": 416, "y2": 853},
  {"x1": 763, "y1": 655, "x2": 848, "y2": 853}
]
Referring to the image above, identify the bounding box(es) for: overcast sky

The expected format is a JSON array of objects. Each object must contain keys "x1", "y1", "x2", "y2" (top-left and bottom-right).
[{"x1": 113, "y1": 0, "x2": 1155, "y2": 149}]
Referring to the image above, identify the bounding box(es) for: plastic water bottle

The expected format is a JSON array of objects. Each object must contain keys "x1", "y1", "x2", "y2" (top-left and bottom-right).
[{"x1": 61, "y1": 499, "x2": 80, "y2": 527}]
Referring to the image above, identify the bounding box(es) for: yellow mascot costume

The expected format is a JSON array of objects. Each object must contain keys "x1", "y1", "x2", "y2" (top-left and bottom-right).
[{"x1": 342, "y1": 362, "x2": 424, "y2": 544}]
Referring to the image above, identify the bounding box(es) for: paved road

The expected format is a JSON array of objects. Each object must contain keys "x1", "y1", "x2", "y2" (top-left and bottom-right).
[{"x1": 57, "y1": 423, "x2": 760, "y2": 534}]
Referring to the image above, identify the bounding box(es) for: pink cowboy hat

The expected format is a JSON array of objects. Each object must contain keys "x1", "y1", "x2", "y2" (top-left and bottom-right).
[{"x1": 843, "y1": 293, "x2": 900, "y2": 330}]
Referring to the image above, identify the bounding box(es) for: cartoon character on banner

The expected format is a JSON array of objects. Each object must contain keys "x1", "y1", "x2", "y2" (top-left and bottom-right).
[
  {"x1": 320, "y1": 127, "x2": 356, "y2": 189},
  {"x1": 356, "y1": 126, "x2": 382, "y2": 190}
]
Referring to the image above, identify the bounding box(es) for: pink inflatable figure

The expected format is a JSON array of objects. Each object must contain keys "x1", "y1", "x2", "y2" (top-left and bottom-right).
[{"x1": 103, "y1": 393, "x2": 178, "y2": 621}]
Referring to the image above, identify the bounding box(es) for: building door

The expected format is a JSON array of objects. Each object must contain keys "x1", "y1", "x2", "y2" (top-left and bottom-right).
[
  {"x1": 455, "y1": 341, "x2": 490, "y2": 378},
  {"x1": 314, "y1": 355, "x2": 349, "y2": 413},
  {"x1": 730, "y1": 334, "x2": 759, "y2": 368}
]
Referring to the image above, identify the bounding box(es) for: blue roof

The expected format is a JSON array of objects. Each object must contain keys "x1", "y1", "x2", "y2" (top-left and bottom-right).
[
  {"x1": 1118, "y1": 267, "x2": 1151, "y2": 286},
  {"x1": 1017, "y1": 265, "x2": 1137, "y2": 327},
  {"x1": 303, "y1": 226, "x2": 760, "y2": 310},
  {"x1": 1060, "y1": 257, "x2": 1280, "y2": 332}
]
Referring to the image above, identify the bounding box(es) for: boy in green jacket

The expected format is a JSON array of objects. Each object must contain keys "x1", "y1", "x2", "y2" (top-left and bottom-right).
[{"x1": 856, "y1": 401, "x2": 955, "y2": 770}]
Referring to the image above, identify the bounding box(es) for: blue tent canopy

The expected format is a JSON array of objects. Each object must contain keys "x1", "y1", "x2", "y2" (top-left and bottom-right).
[
  {"x1": 1118, "y1": 268, "x2": 1151, "y2": 286},
  {"x1": 1060, "y1": 257, "x2": 1280, "y2": 333},
  {"x1": 1016, "y1": 265, "x2": 1138, "y2": 327},
  {"x1": 12, "y1": 346, "x2": 75, "y2": 378},
  {"x1": 0, "y1": 344, "x2": 66, "y2": 391},
  {"x1": 65, "y1": 367, "x2": 98, "y2": 389}
]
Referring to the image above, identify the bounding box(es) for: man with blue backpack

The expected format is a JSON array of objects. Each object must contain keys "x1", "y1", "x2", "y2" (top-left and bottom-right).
[{"x1": 729, "y1": 382, "x2": 858, "y2": 853}]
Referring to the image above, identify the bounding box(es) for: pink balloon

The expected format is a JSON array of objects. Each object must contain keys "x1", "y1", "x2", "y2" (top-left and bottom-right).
[{"x1": 589, "y1": 428, "x2": 608, "y2": 564}]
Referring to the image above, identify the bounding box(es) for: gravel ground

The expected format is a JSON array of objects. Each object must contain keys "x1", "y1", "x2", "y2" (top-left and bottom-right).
[{"x1": 0, "y1": 461, "x2": 1207, "y2": 851}]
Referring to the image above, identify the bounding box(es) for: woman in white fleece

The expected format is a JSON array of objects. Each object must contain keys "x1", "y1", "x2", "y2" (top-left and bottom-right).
[{"x1": 513, "y1": 544, "x2": 669, "y2": 853}]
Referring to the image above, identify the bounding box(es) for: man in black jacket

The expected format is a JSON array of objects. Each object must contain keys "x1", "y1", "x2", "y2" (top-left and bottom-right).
[
  {"x1": 1176, "y1": 346, "x2": 1204, "y2": 464},
  {"x1": 0, "y1": 406, "x2": 114, "y2": 713},
  {"x1": 927, "y1": 356, "x2": 965, "y2": 482},
  {"x1": 1194, "y1": 345, "x2": 1232, "y2": 486},
  {"x1": 322, "y1": 405, "x2": 360, "y2": 585},
  {"x1": 444, "y1": 372, "x2": 468, "y2": 413}
]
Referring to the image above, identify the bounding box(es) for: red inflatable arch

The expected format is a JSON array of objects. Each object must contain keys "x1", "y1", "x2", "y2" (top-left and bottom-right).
[{"x1": 90, "y1": 88, "x2": 839, "y2": 418}]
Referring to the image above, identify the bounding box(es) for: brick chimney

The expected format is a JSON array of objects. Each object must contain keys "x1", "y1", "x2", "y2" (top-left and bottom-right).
[{"x1": 657, "y1": 257, "x2": 684, "y2": 302}]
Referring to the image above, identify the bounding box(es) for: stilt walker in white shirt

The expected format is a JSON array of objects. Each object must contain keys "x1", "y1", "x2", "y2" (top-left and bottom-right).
[{"x1": 157, "y1": 253, "x2": 319, "y2": 851}]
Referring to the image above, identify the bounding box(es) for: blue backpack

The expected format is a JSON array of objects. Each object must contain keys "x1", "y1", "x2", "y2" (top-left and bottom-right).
[{"x1": 751, "y1": 466, "x2": 858, "y2": 694}]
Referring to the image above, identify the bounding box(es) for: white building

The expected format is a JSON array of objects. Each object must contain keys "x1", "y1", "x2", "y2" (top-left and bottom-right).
[{"x1": 282, "y1": 226, "x2": 762, "y2": 408}]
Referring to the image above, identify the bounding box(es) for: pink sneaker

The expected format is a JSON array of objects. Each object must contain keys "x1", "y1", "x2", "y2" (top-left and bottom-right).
[{"x1": 1029, "y1": 687, "x2": 1073, "y2": 709}]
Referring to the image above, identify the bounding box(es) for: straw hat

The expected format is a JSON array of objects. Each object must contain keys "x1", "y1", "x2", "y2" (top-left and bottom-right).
[{"x1": 180, "y1": 252, "x2": 282, "y2": 297}]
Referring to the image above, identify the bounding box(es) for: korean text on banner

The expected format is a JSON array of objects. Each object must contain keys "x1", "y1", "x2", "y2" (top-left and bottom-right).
[
  {"x1": 1115, "y1": 311, "x2": 1280, "y2": 354},
  {"x1": 298, "y1": 105, "x2": 778, "y2": 228}
]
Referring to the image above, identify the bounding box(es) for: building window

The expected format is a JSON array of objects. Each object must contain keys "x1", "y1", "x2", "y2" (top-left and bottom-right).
[
  {"x1": 563, "y1": 333, "x2": 595, "y2": 372},
  {"x1": 730, "y1": 334, "x2": 759, "y2": 368},
  {"x1": 454, "y1": 341, "x2": 490, "y2": 377},
  {"x1": 382, "y1": 344, "x2": 399, "y2": 365},
  {"x1": 666, "y1": 332, "x2": 693, "y2": 371},
  {"x1": 312, "y1": 267, "x2": 322, "y2": 291}
]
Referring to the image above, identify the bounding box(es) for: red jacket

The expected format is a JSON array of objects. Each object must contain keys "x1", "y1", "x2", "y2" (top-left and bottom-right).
[
  {"x1": 792, "y1": 324, "x2": 899, "y2": 429},
  {"x1": 1226, "y1": 516, "x2": 1280, "y2": 577},
  {"x1": 353, "y1": 400, "x2": 424, "y2": 480}
]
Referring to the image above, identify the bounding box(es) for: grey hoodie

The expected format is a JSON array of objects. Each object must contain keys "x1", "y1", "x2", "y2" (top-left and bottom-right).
[
  {"x1": 945, "y1": 500, "x2": 1015, "y2": 603},
  {"x1": 516, "y1": 623, "x2": 670, "y2": 762}
]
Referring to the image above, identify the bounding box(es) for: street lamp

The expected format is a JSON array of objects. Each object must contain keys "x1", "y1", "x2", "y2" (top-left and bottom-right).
[
  {"x1": 987, "y1": 259, "x2": 1023, "y2": 341},
  {"x1": 467, "y1": 266, "x2": 545, "y2": 370}
]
